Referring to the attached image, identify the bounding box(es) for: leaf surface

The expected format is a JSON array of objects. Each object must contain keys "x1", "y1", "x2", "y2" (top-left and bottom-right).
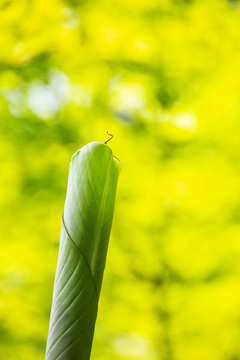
[{"x1": 45, "y1": 142, "x2": 122, "y2": 360}]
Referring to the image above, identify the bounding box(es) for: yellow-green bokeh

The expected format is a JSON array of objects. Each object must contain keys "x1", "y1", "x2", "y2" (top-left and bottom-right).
[{"x1": 1, "y1": 0, "x2": 240, "y2": 359}]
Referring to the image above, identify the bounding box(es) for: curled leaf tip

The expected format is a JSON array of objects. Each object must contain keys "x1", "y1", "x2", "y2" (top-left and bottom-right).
[
  {"x1": 104, "y1": 131, "x2": 113, "y2": 144},
  {"x1": 45, "y1": 141, "x2": 122, "y2": 360}
]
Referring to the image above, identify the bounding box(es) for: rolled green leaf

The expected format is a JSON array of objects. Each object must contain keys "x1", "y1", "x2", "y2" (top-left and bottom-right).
[{"x1": 45, "y1": 142, "x2": 122, "y2": 360}]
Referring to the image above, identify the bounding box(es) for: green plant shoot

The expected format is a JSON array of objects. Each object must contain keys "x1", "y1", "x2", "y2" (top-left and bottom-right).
[{"x1": 45, "y1": 141, "x2": 122, "y2": 360}]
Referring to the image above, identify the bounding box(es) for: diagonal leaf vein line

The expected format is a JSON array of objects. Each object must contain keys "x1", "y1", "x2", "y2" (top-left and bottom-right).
[
  {"x1": 48, "y1": 278, "x2": 87, "y2": 339},
  {"x1": 53, "y1": 337, "x2": 79, "y2": 360},
  {"x1": 46, "y1": 318, "x2": 79, "y2": 356},
  {"x1": 61, "y1": 215, "x2": 99, "y2": 300},
  {"x1": 50, "y1": 262, "x2": 79, "y2": 325}
]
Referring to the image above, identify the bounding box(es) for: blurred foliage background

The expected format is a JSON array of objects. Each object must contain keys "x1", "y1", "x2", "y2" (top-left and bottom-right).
[{"x1": 1, "y1": 0, "x2": 240, "y2": 359}]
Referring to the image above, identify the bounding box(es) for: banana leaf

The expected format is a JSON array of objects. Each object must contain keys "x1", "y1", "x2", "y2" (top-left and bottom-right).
[{"x1": 45, "y1": 141, "x2": 122, "y2": 360}]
